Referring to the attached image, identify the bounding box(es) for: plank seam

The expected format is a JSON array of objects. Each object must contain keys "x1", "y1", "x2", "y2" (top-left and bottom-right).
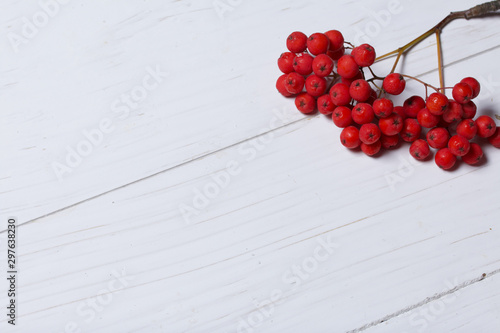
[{"x1": 346, "y1": 268, "x2": 500, "y2": 333}]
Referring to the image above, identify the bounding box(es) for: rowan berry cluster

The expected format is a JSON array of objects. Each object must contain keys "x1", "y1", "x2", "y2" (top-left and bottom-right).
[{"x1": 276, "y1": 30, "x2": 500, "y2": 170}]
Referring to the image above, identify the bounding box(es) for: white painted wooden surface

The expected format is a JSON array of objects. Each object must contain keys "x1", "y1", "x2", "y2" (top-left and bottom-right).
[{"x1": 1, "y1": 0, "x2": 500, "y2": 332}]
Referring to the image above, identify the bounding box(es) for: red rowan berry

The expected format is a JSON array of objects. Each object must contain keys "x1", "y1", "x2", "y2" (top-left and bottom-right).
[
  {"x1": 426, "y1": 127, "x2": 450, "y2": 149},
  {"x1": 378, "y1": 113, "x2": 403, "y2": 136},
  {"x1": 448, "y1": 135, "x2": 470, "y2": 157},
  {"x1": 452, "y1": 82, "x2": 473, "y2": 104},
  {"x1": 307, "y1": 33, "x2": 330, "y2": 55},
  {"x1": 383, "y1": 73, "x2": 406, "y2": 95},
  {"x1": 325, "y1": 30, "x2": 344, "y2": 51},
  {"x1": 278, "y1": 52, "x2": 296, "y2": 74},
  {"x1": 361, "y1": 140, "x2": 382, "y2": 156},
  {"x1": 317, "y1": 94, "x2": 336, "y2": 115},
  {"x1": 417, "y1": 108, "x2": 440, "y2": 128},
  {"x1": 476, "y1": 115, "x2": 497, "y2": 138},
  {"x1": 285, "y1": 72, "x2": 305, "y2": 94},
  {"x1": 426, "y1": 93, "x2": 449, "y2": 116},
  {"x1": 312, "y1": 54, "x2": 334, "y2": 77},
  {"x1": 340, "y1": 126, "x2": 360, "y2": 149},
  {"x1": 337, "y1": 55, "x2": 360, "y2": 79},
  {"x1": 435, "y1": 148, "x2": 457, "y2": 170},
  {"x1": 332, "y1": 106, "x2": 352, "y2": 128},
  {"x1": 287, "y1": 31, "x2": 307, "y2": 53},
  {"x1": 410, "y1": 139, "x2": 431, "y2": 161},
  {"x1": 276, "y1": 74, "x2": 293, "y2": 97},
  {"x1": 373, "y1": 98, "x2": 394, "y2": 118},
  {"x1": 329, "y1": 82, "x2": 351, "y2": 106},
  {"x1": 400, "y1": 118, "x2": 421, "y2": 142},
  {"x1": 462, "y1": 143, "x2": 483, "y2": 165},
  {"x1": 295, "y1": 93, "x2": 316, "y2": 114},
  {"x1": 305, "y1": 75, "x2": 327, "y2": 97},
  {"x1": 359, "y1": 123, "x2": 381, "y2": 144},
  {"x1": 293, "y1": 53, "x2": 314, "y2": 75},
  {"x1": 349, "y1": 79, "x2": 371, "y2": 102},
  {"x1": 403, "y1": 95, "x2": 425, "y2": 118},
  {"x1": 351, "y1": 43, "x2": 376, "y2": 67},
  {"x1": 460, "y1": 77, "x2": 480, "y2": 99},
  {"x1": 380, "y1": 134, "x2": 400, "y2": 149},
  {"x1": 352, "y1": 103, "x2": 375, "y2": 125},
  {"x1": 456, "y1": 119, "x2": 477, "y2": 140}
]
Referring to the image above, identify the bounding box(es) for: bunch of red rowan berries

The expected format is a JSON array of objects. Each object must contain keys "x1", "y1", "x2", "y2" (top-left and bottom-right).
[{"x1": 276, "y1": 30, "x2": 500, "y2": 170}]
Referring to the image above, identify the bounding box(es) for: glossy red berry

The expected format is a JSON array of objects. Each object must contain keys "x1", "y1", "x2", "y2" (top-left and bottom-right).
[
  {"x1": 276, "y1": 74, "x2": 293, "y2": 97},
  {"x1": 400, "y1": 118, "x2": 421, "y2": 142},
  {"x1": 410, "y1": 139, "x2": 431, "y2": 161},
  {"x1": 286, "y1": 31, "x2": 307, "y2": 53},
  {"x1": 452, "y1": 82, "x2": 473, "y2": 104},
  {"x1": 380, "y1": 134, "x2": 400, "y2": 149},
  {"x1": 337, "y1": 55, "x2": 359, "y2": 79},
  {"x1": 332, "y1": 106, "x2": 352, "y2": 128},
  {"x1": 448, "y1": 135, "x2": 470, "y2": 157},
  {"x1": 462, "y1": 101, "x2": 477, "y2": 119},
  {"x1": 349, "y1": 79, "x2": 371, "y2": 102},
  {"x1": 351, "y1": 43, "x2": 376, "y2": 67},
  {"x1": 488, "y1": 128, "x2": 500, "y2": 148},
  {"x1": 312, "y1": 54, "x2": 334, "y2": 77},
  {"x1": 378, "y1": 113, "x2": 403, "y2": 136},
  {"x1": 462, "y1": 143, "x2": 483, "y2": 165},
  {"x1": 435, "y1": 148, "x2": 457, "y2": 170},
  {"x1": 361, "y1": 140, "x2": 382, "y2": 156},
  {"x1": 426, "y1": 127, "x2": 450, "y2": 149},
  {"x1": 340, "y1": 126, "x2": 360, "y2": 149},
  {"x1": 352, "y1": 103, "x2": 375, "y2": 125},
  {"x1": 393, "y1": 106, "x2": 406, "y2": 120},
  {"x1": 417, "y1": 108, "x2": 440, "y2": 128},
  {"x1": 307, "y1": 33, "x2": 330, "y2": 55},
  {"x1": 327, "y1": 46, "x2": 345, "y2": 61},
  {"x1": 317, "y1": 94, "x2": 336, "y2": 115},
  {"x1": 442, "y1": 100, "x2": 463, "y2": 123},
  {"x1": 383, "y1": 73, "x2": 406, "y2": 95},
  {"x1": 293, "y1": 53, "x2": 314, "y2": 75},
  {"x1": 426, "y1": 93, "x2": 449, "y2": 116},
  {"x1": 460, "y1": 77, "x2": 480, "y2": 98},
  {"x1": 324, "y1": 30, "x2": 344, "y2": 51},
  {"x1": 456, "y1": 119, "x2": 477, "y2": 140},
  {"x1": 305, "y1": 75, "x2": 327, "y2": 97},
  {"x1": 278, "y1": 52, "x2": 295, "y2": 74},
  {"x1": 329, "y1": 82, "x2": 351, "y2": 106},
  {"x1": 284, "y1": 72, "x2": 305, "y2": 94},
  {"x1": 403, "y1": 95, "x2": 426, "y2": 118},
  {"x1": 359, "y1": 123, "x2": 381, "y2": 144},
  {"x1": 373, "y1": 98, "x2": 394, "y2": 118},
  {"x1": 295, "y1": 93, "x2": 316, "y2": 114},
  {"x1": 476, "y1": 115, "x2": 497, "y2": 138}
]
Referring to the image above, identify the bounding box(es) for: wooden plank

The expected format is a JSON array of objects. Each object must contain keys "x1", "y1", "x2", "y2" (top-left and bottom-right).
[{"x1": 2, "y1": 0, "x2": 500, "y2": 223}]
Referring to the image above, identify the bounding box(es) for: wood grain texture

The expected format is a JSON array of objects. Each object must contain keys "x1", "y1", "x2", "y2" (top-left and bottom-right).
[{"x1": 1, "y1": 1, "x2": 500, "y2": 332}]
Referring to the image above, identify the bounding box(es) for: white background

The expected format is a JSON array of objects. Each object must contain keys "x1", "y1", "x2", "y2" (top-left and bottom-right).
[{"x1": 1, "y1": 0, "x2": 500, "y2": 332}]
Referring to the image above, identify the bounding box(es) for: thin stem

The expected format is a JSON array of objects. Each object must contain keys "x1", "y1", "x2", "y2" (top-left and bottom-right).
[
  {"x1": 401, "y1": 74, "x2": 440, "y2": 92},
  {"x1": 375, "y1": 1, "x2": 500, "y2": 67},
  {"x1": 436, "y1": 29, "x2": 445, "y2": 91}
]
